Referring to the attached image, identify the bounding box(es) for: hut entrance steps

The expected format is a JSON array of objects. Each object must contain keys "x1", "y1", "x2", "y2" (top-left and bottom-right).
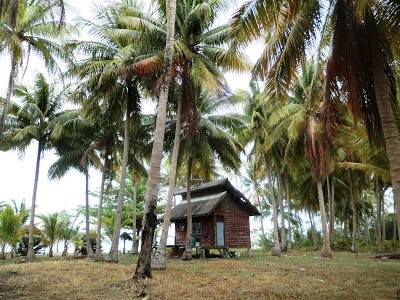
[{"x1": 217, "y1": 247, "x2": 234, "y2": 258}]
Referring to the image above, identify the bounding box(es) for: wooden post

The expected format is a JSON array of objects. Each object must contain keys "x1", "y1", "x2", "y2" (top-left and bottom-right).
[{"x1": 200, "y1": 248, "x2": 206, "y2": 259}]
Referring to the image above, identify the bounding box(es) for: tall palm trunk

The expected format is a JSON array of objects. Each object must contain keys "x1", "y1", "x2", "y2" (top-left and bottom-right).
[
  {"x1": 329, "y1": 176, "x2": 335, "y2": 244},
  {"x1": 364, "y1": 203, "x2": 370, "y2": 242},
  {"x1": 131, "y1": 178, "x2": 138, "y2": 254},
  {"x1": 349, "y1": 171, "x2": 358, "y2": 252},
  {"x1": 375, "y1": 177, "x2": 383, "y2": 251},
  {"x1": 160, "y1": 98, "x2": 182, "y2": 248},
  {"x1": 49, "y1": 244, "x2": 53, "y2": 257},
  {"x1": 27, "y1": 141, "x2": 43, "y2": 261},
  {"x1": 153, "y1": 99, "x2": 183, "y2": 269},
  {"x1": 277, "y1": 173, "x2": 287, "y2": 251},
  {"x1": 317, "y1": 180, "x2": 332, "y2": 258},
  {"x1": 368, "y1": 20, "x2": 400, "y2": 242},
  {"x1": 257, "y1": 193, "x2": 266, "y2": 238},
  {"x1": 381, "y1": 195, "x2": 386, "y2": 241},
  {"x1": 308, "y1": 211, "x2": 318, "y2": 250},
  {"x1": 1, "y1": 244, "x2": 6, "y2": 260},
  {"x1": 0, "y1": 54, "x2": 17, "y2": 146},
  {"x1": 109, "y1": 109, "x2": 130, "y2": 262},
  {"x1": 285, "y1": 181, "x2": 292, "y2": 249},
  {"x1": 134, "y1": 0, "x2": 177, "y2": 279},
  {"x1": 269, "y1": 172, "x2": 281, "y2": 256},
  {"x1": 182, "y1": 157, "x2": 193, "y2": 261},
  {"x1": 95, "y1": 152, "x2": 109, "y2": 261},
  {"x1": 62, "y1": 240, "x2": 68, "y2": 256},
  {"x1": 85, "y1": 169, "x2": 94, "y2": 257},
  {"x1": 393, "y1": 199, "x2": 397, "y2": 241}
]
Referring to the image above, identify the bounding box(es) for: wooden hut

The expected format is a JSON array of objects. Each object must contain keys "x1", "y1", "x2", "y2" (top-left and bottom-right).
[{"x1": 165, "y1": 178, "x2": 260, "y2": 256}]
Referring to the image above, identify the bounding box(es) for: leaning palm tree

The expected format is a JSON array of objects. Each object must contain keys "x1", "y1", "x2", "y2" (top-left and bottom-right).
[
  {"x1": 134, "y1": 0, "x2": 177, "y2": 279},
  {"x1": 1, "y1": 73, "x2": 67, "y2": 261},
  {"x1": 70, "y1": 0, "x2": 161, "y2": 262},
  {"x1": 0, "y1": 0, "x2": 72, "y2": 145},
  {"x1": 231, "y1": 0, "x2": 400, "y2": 236},
  {"x1": 151, "y1": 0, "x2": 250, "y2": 264}
]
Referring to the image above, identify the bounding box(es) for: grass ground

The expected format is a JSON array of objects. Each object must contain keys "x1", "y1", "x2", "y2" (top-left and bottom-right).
[{"x1": 0, "y1": 250, "x2": 398, "y2": 299}]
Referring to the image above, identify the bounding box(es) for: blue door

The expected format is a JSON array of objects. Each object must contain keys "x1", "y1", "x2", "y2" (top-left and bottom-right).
[{"x1": 216, "y1": 222, "x2": 224, "y2": 246}]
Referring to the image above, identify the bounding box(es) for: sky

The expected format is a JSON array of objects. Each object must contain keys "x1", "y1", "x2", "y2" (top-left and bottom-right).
[{"x1": 0, "y1": 1, "x2": 266, "y2": 249}]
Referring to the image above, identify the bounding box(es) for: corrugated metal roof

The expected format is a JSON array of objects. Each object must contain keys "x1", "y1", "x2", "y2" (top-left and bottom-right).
[
  {"x1": 173, "y1": 178, "x2": 260, "y2": 216},
  {"x1": 174, "y1": 178, "x2": 228, "y2": 195},
  {"x1": 168, "y1": 191, "x2": 227, "y2": 221}
]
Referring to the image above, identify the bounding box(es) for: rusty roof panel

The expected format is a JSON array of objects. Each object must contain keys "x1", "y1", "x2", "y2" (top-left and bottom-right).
[{"x1": 168, "y1": 191, "x2": 227, "y2": 221}]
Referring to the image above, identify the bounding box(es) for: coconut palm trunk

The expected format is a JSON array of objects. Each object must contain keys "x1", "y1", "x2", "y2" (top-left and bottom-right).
[
  {"x1": 393, "y1": 198, "x2": 397, "y2": 241},
  {"x1": 257, "y1": 193, "x2": 266, "y2": 238},
  {"x1": 0, "y1": 55, "x2": 17, "y2": 146},
  {"x1": 62, "y1": 241, "x2": 68, "y2": 256},
  {"x1": 109, "y1": 108, "x2": 130, "y2": 262},
  {"x1": 27, "y1": 141, "x2": 43, "y2": 261},
  {"x1": 364, "y1": 205, "x2": 370, "y2": 242},
  {"x1": 49, "y1": 244, "x2": 54, "y2": 257},
  {"x1": 152, "y1": 98, "x2": 183, "y2": 269},
  {"x1": 95, "y1": 153, "x2": 109, "y2": 261},
  {"x1": 382, "y1": 196, "x2": 386, "y2": 241},
  {"x1": 269, "y1": 172, "x2": 281, "y2": 256},
  {"x1": 285, "y1": 181, "x2": 292, "y2": 249},
  {"x1": 349, "y1": 171, "x2": 358, "y2": 252},
  {"x1": 375, "y1": 177, "x2": 383, "y2": 251},
  {"x1": 277, "y1": 173, "x2": 287, "y2": 251},
  {"x1": 160, "y1": 98, "x2": 182, "y2": 249},
  {"x1": 368, "y1": 20, "x2": 400, "y2": 240},
  {"x1": 85, "y1": 169, "x2": 94, "y2": 257},
  {"x1": 308, "y1": 211, "x2": 318, "y2": 250},
  {"x1": 317, "y1": 180, "x2": 332, "y2": 258},
  {"x1": 134, "y1": 0, "x2": 177, "y2": 279},
  {"x1": 182, "y1": 157, "x2": 193, "y2": 261},
  {"x1": 131, "y1": 178, "x2": 138, "y2": 254},
  {"x1": 329, "y1": 176, "x2": 335, "y2": 244}
]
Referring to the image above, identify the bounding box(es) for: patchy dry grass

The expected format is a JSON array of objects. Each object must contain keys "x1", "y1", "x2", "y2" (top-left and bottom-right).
[{"x1": 0, "y1": 251, "x2": 398, "y2": 299}]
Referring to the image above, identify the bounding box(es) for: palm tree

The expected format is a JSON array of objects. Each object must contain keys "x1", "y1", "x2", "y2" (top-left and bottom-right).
[
  {"x1": 80, "y1": 108, "x2": 118, "y2": 262},
  {"x1": 154, "y1": 0, "x2": 250, "y2": 263},
  {"x1": 0, "y1": 0, "x2": 71, "y2": 145},
  {"x1": 49, "y1": 109, "x2": 99, "y2": 258},
  {"x1": 165, "y1": 89, "x2": 245, "y2": 260},
  {"x1": 9, "y1": 200, "x2": 29, "y2": 257},
  {"x1": 70, "y1": 0, "x2": 162, "y2": 262},
  {"x1": 58, "y1": 212, "x2": 80, "y2": 256},
  {"x1": 0, "y1": 0, "x2": 65, "y2": 28},
  {"x1": 134, "y1": 0, "x2": 177, "y2": 279},
  {"x1": 267, "y1": 61, "x2": 332, "y2": 257},
  {"x1": 1, "y1": 73, "x2": 68, "y2": 261},
  {"x1": 38, "y1": 212, "x2": 63, "y2": 257},
  {"x1": 237, "y1": 83, "x2": 283, "y2": 256},
  {"x1": 241, "y1": 158, "x2": 268, "y2": 239},
  {"x1": 0, "y1": 204, "x2": 27, "y2": 259},
  {"x1": 231, "y1": 0, "x2": 400, "y2": 235}
]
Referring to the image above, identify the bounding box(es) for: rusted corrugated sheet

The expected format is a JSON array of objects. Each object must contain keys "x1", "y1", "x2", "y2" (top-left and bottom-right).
[{"x1": 168, "y1": 191, "x2": 227, "y2": 221}]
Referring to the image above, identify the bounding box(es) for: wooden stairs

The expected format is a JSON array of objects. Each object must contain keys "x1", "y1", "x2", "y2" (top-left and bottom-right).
[{"x1": 217, "y1": 247, "x2": 234, "y2": 258}]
